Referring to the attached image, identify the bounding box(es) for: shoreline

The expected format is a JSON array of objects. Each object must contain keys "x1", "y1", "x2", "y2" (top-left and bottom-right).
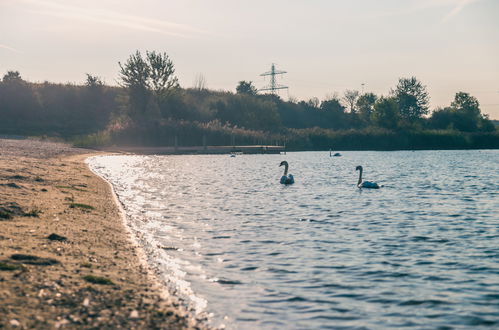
[
  {"x1": 0, "y1": 139, "x2": 205, "y2": 329},
  {"x1": 85, "y1": 155, "x2": 210, "y2": 325}
]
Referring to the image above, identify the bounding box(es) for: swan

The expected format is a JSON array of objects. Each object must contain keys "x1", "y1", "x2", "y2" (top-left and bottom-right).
[
  {"x1": 279, "y1": 161, "x2": 295, "y2": 184},
  {"x1": 329, "y1": 149, "x2": 341, "y2": 157},
  {"x1": 356, "y1": 165, "x2": 380, "y2": 189}
]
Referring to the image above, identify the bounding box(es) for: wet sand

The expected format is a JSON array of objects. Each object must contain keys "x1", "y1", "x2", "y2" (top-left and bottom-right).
[{"x1": 0, "y1": 139, "x2": 203, "y2": 329}]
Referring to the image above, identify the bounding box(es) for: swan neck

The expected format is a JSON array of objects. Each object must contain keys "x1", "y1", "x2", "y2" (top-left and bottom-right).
[
  {"x1": 283, "y1": 164, "x2": 289, "y2": 176},
  {"x1": 357, "y1": 168, "x2": 363, "y2": 185}
]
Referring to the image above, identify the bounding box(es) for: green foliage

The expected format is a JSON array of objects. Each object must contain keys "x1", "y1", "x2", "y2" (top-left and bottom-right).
[
  {"x1": 0, "y1": 67, "x2": 496, "y2": 150},
  {"x1": 393, "y1": 77, "x2": 430, "y2": 119},
  {"x1": 118, "y1": 50, "x2": 179, "y2": 119},
  {"x1": 0, "y1": 262, "x2": 24, "y2": 271},
  {"x1": 83, "y1": 275, "x2": 114, "y2": 285},
  {"x1": 429, "y1": 92, "x2": 495, "y2": 132},
  {"x1": 3, "y1": 71, "x2": 23, "y2": 83},
  {"x1": 212, "y1": 94, "x2": 281, "y2": 130},
  {"x1": 69, "y1": 203, "x2": 95, "y2": 210},
  {"x1": 236, "y1": 81, "x2": 258, "y2": 95},
  {"x1": 284, "y1": 127, "x2": 499, "y2": 150},
  {"x1": 0, "y1": 75, "x2": 117, "y2": 137},
  {"x1": 372, "y1": 97, "x2": 399, "y2": 129},
  {"x1": 356, "y1": 93, "x2": 377, "y2": 124},
  {"x1": 72, "y1": 131, "x2": 111, "y2": 147},
  {"x1": 85, "y1": 74, "x2": 103, "y2": 88},
  {"x1": 319, "y1": 97, "x2": 349, "y2": 129},
  {"x1": 343, "y1": 89, "x2": 360, "y2": 113},
  {"x1": 452, "y1": 92, "x2": 480, "y2": 116}
]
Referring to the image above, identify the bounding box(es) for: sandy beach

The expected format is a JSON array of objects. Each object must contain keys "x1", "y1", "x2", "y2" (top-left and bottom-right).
[{"x1": 0, "y1": 139, "x2": 202, "y2": 329}]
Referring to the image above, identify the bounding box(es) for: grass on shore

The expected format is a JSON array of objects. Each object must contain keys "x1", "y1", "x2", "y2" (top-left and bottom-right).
[
  {"x1": 83, "y1": 275, "x2": 114, "y2": 285},
  {"x1": 68, "y1": 203, "x2": 95, "y2": 210}
]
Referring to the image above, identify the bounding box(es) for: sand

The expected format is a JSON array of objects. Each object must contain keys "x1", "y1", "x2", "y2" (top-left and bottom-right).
[{"x1": 0, "y1": 139, "x2": 204, "y2": 329}]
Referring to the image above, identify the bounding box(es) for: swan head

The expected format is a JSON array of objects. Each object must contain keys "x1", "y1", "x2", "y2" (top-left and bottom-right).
[
  {"x1": 356, "y1": 165, "x2": 363, "y2": 171},
  {"x1": 279, "y1": 161, "x2": 288, "y2": 167}
]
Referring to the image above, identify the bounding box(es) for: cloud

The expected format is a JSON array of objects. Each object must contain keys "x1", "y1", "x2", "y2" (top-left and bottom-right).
[
  {"x1": 0, "y1": 44, "x2": 22, "y2": 53},
  {"x1": 21, "y1": 0, "x2": 209, "y2": 38},
  {"x1": 441, "y1": 0, "x2": 481, "y2": 22},
  {"x1": 361, "y1": 0, "x2": 481, "y2": 22}
]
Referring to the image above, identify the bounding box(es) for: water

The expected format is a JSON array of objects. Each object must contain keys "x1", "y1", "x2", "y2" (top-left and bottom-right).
[{"x1": 88, "y1": 150, "x2": 499, "y2": 329}]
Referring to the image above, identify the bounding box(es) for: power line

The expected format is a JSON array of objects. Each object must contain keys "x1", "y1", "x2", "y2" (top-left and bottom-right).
[{"x1": 259, "y1": 63, "x2": 288, "y2": 95}]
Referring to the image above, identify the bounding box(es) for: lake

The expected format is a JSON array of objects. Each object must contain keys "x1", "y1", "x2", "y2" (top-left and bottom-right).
[{"x1": 88, "y1": 150, "x2": 499, "y2": 329}]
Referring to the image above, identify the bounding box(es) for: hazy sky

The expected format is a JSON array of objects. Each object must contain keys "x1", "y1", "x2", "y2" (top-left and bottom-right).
[{"x1": 1, "y1": 0, "x2": 498, "y2": 118}]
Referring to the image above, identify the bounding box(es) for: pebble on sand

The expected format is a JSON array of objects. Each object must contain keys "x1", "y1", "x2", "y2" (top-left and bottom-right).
[{"x1": 10, "y1": 319, "x2": 21, "y2": 327}]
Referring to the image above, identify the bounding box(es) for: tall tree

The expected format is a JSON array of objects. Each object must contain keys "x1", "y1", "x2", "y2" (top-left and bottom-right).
[
  {"x1": 146, "y1": 51, "x2": 178, "y2": 95},
  {"x1": 119, "y1": 50, "x2": 178, "y2": 118},
  {"x1": 343, "y1": 89, "x2": 360, "y2": 113},
  {"x1": 447, "y1": 92, "x2": 492, "y2": 131},
  {"x1": 356, "y1": 92, "x2": 377, "y2": 123},
  {"x1": 392, "y1": 77, "x2": 429, "y2": 119},
  {"x1": 451, "y1": 92, "x2": 480, "y2": 117}
]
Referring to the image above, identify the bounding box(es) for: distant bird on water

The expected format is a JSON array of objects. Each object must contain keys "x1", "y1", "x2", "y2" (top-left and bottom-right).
[
  {"x1": 356, "y1": 165, "x2": 380, "y2": 189},
  {"x1": 329, "y1": 149, "x2": 341, "y2": 157},
  {"x1": 279, "y1": 161, "x2": 295, "y2": 185}
]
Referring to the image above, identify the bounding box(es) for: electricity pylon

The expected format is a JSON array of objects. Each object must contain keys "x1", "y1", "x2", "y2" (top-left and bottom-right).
[{"x1": 259, "y1": 63, "x2": 288, "y2": 95}]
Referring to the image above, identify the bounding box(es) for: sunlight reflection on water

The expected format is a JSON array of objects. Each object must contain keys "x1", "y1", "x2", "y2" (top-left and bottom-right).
[{"x1": 89, "y1": 150, "x2": 499, "y2": 329}]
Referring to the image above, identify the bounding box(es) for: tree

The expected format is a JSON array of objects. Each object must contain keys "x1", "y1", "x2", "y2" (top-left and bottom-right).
[
  {"x1": 146, "y1": 51, "x2": 179, "y2": 94},
  {"x1": 343, "y1": 89, "x2": 360, "y2": 113},
  {"x1": 0, "y1": 71, "x2": 41, "y2": 125},
  {"x1": 372, "y1": 96, "x2": 399, "y2": 129},
  {"x1": 212, "y1": 94, "x2": 280, "y2": 130},
  {"x1": 356, "y1": 92, "x2": 377, "y2": 123},
  {"x1": 2, "y1": 71, "x2": 23, "y2": 83},
  {"x1": 119, "y1": 50, "x2": 179, "y2": 118},
  {"x1": 85, "y1": 73, "x2": 103, "y2": 88},
  {"x1": 429, "y1": 107, "x2": 455, "y2": 130},
  {"x1": 320, "y1": 96, "x2": 347, "y2": 128},
  {"x1": 307, "y1": 97, "x2": 320, "y2": 108},
  {"x1": 451, "y1": 92, "x2": 480, "y2": 117},
  {"x1": 447, "y1": 92, "x2": 493, "y2": 132},
  {"x1": 320, "y1": 97, "x2": 345, "y2": 114},
  {"x1": 236, "y1": 81, "x2": 258, "y2": 95},
  {"x1": 392, "y1": 77, "x2": 429, "y2": 119}
]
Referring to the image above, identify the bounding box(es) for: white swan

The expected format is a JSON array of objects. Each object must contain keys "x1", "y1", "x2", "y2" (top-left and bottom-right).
[
  {"x1": 356, "y1": 165, "x2": 380, "y2": 189},
  {"x1": 279, "y1": 161, "x2": 295, "y2": 184},
  {"x1": 329, "y1": 149, "x2": 341, "y2": 157}
]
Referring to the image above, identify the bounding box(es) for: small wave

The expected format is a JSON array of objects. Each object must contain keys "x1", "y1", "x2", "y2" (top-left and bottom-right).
[
  {"x1": 398, "y1": 299, "x2": 451, "y2": 306},
  {"x1": 157, "y1": 245, "x2": 179, "y2": 251},
  {"x1": 459, "y1": 315, "x2": 497, "y2": 326},
  {"x1": 213, "y1": 278, "x2": 243, "y2": 285},
  {"x1": 423, "y1": 275, "x2": 450, "y2": 281},
  {"x1": 309, "y1": 314, "x2": 359, "y2": 321},
  {"x1": 267, "y1": 267, "x2": 297, "y2": 274}
]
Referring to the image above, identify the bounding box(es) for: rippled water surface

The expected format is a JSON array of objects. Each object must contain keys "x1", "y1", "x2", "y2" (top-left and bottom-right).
[{"x1": 89, "y1": 151, "x2": 499, "y2": 329}]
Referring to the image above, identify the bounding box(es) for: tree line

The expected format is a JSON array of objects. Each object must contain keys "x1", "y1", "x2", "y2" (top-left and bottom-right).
[{"x1": 0, "y1": 50, "x2": 497, "y2": 150}]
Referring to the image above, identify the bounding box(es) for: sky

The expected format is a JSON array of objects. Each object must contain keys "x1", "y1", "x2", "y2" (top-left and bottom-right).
[{"x1": 1, "y1": 0, "x2": 498, "y2": 118}]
